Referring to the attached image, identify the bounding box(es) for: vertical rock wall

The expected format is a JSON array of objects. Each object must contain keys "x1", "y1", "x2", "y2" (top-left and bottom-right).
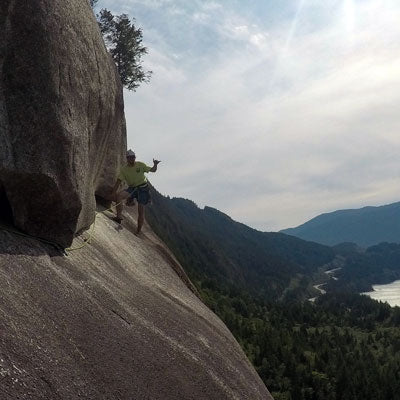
[{"x1": 0, "y1": 0, "x2": 126, "y2": 246}]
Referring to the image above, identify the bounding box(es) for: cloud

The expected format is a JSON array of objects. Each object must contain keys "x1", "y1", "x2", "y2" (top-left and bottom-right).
[{"x1": 104, "y1": 0, "x2": 400, "y2": 231}]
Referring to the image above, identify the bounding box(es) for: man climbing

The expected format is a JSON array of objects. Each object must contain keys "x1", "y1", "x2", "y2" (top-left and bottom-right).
[{"x1": 111, "y1": 149, "x2": 161, "y2": 234}]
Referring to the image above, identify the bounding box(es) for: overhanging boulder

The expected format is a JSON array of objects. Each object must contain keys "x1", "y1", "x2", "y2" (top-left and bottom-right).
[{"x1": 0, "y1": 0, "x2": 126, "y2": 246}]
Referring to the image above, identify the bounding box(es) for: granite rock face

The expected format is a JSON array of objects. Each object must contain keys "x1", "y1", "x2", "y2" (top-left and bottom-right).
[
  {"x1": 0, "y1": 0, "x2": 126, "y2": 246},
  {"x1": 0, "y1": 208, "x2": 274, "y2": 400}
]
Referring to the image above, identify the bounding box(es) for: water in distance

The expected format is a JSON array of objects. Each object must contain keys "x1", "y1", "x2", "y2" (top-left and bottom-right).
[{"x1": 362, "y1": 280, "x2": 400, "y2": 307}]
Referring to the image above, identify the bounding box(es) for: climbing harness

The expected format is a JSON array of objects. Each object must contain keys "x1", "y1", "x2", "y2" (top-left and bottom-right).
[{"x1": 125, "y1": 182, "x2": 150, "y2": 206}]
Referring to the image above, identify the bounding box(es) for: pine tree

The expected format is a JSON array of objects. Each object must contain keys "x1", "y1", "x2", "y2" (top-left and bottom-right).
[{"x1": 91, "y1": 6, "x2": 152, "y2": 91}]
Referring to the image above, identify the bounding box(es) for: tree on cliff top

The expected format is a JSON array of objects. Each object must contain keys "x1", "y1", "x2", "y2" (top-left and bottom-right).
[{"x1": 90, "y1": 3, "x2": 152, "y2": 91}]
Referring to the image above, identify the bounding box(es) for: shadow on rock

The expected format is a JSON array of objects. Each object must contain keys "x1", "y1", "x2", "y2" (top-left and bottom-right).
[{"x1": 0, "y1": 230, "x2": 62, "y2": 257}]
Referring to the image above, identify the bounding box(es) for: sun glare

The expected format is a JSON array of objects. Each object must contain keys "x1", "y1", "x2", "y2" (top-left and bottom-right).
[
  {"x1": 284, "y1": 0, "x2": 306, "y2": 53},
  {"x1": 269, "y1": 0, "x2": 306, "y2": 88},
  {"x1": 343, "y1": 0, "x2": 355, "y2": 41}
]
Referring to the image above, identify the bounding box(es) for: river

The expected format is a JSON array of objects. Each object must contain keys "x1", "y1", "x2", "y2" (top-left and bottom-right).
[
  {"x1": 362, "y1": 280, "x2": 400, "y2": 307},
  {"x1": 308, "y1": 267, "x2": 341, "y2": 302}
]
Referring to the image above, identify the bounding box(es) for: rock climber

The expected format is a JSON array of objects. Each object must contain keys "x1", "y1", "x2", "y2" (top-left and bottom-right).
[{"x1": 111, "y1": 149, "x2": 160, "y2": 234}]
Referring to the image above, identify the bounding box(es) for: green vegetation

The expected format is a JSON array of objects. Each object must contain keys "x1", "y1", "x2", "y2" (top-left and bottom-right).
[
  {"x1": 147, "y1": 189, "x2": 335, "y2": 301},
  {"x1": 201, "y1": 283, "x2": 400, "y2": 400},
  {"x1": 147, "y1": 189, "x2": 400, "y2": 399},
  {"x1": 90, "y1": 1, "x2": 152, "y2": 91},
  {"x1": 327, "y1": 242, "x2": 400, "y2": 293}
]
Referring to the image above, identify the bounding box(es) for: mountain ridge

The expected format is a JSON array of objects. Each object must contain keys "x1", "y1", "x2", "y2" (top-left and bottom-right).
[
  {"x1": 281, "y1": 201, "x2": 400, "y2": 247},
  {"x1": 146, "y1": 188, "x2": 335, "y2": 302}
]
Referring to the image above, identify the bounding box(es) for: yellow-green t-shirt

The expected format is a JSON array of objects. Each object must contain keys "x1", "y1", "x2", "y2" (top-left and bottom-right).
[{"x1": 118, "y1": 162, "x2": 152, "y2": 187}]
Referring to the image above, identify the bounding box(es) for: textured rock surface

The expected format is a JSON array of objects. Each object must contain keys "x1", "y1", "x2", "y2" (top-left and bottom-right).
[
  {"x1": 0, "y1": 207, "x2": 273, "y2": 400},
  {"x1": 0, "y1": 0, "x2": 126, "y2": 246}
]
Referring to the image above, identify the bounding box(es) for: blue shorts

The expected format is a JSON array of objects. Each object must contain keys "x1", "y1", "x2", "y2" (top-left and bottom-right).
[{"x1": 125, "y1": 184, "x2": 150, "y2": 205}]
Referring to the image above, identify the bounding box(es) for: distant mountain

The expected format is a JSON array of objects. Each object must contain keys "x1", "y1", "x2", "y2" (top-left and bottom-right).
[
  {"x1": 146, "y1": 188, "x2": 335, "y2": 301},
  {"x1": 281, "y1": 201, "x2": 400, "y2": 247}
]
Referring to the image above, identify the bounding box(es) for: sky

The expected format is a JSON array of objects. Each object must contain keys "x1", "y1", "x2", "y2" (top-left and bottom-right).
[{"x1": 96, "y1": 0, "x2": 400, "y2": 231}]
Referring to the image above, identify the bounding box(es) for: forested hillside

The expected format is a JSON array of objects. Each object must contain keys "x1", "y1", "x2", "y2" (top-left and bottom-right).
[
  {"x1": 147, "y1": 188, "x2": 334, "y2": 301},
  {"x1": 327, "y1": 242, "x2": 400, "y2": 292},
  {"x1": 203, "y1": 285, "x2": 400, "y2": 400},
  {"x1": 147, "y1": 189, "x2": 400, "y2": 400}
]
